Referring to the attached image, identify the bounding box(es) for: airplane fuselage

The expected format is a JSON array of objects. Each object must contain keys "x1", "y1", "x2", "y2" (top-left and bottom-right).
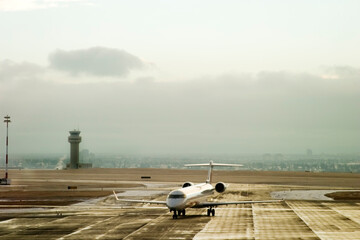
[{"x1": 166, "y1": 183, "x2": 214, "y2": 211}]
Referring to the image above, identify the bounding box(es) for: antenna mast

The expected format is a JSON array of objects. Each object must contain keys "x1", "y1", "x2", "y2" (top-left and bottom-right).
[{"x1": 1, "y1": 115, "x2": 11, "y2": 185}]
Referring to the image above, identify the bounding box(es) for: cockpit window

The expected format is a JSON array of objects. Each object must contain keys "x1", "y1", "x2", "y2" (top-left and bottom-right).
[{"x1": 168, "y1": 193, "x2": 186, "y2": 199}]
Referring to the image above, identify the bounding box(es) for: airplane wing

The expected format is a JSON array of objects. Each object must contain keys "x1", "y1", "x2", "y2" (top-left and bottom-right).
[
  {"x1": 113, "y1": 191, "x2": 167, "y2": 205},
  {"x1": 195, "y1": 199, "x2": 283, "y2": 208}
]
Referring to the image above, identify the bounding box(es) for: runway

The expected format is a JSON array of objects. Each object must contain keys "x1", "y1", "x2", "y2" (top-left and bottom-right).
[{"x1": 0, "y1": 169, "x2": 360, "y2": 239}]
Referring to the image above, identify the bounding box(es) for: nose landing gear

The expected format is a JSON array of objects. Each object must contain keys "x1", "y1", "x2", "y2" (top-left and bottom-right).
[
  {"x1": 172, "y1": 209, "x2": 186, "y2": 219},
  {"x1": 207, "y1": 208, "x2": 215, "y2": 216}
]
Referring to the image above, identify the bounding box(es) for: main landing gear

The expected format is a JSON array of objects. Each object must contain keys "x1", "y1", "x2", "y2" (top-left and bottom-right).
[
  {"x1": 207, "y1": 208, "x2": 215, "y2": 216},
  {"x1": 172, "y1": 209, "x2": 186, "y2": 219}
]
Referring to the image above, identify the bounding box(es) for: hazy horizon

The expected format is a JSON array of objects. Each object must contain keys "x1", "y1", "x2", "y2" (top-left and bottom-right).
[{"x1": 1, "y1": 1, "x2": 359, "y2": 155}]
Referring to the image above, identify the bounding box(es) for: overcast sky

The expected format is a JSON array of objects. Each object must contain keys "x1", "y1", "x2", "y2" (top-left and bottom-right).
[{"x1": 0, "y1": 0, "x2": 359, "y2": 155}]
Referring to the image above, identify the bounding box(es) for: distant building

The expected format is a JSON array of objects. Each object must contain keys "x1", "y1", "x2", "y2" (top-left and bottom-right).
[
  {"x1": 307, "y1": 149, "x2": 313, "y2": 157},
  {"x1": 274, "y1": 153, "x2": 284, "y2": 161},
  {"x1": 262, "y1": 154, "x2": 272, "y2": 161},
  {"x1": 80, "y1": 149, "x2": 95, "y2": 163}
]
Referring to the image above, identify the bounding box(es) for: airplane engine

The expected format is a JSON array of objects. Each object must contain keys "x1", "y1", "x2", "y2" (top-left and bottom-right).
[
  {"x1": 182, "y1": 182, "x2": 194, "y2": 188},
  {"x1": 215, "y1": 182, "x2": 227, "y2": 193}
]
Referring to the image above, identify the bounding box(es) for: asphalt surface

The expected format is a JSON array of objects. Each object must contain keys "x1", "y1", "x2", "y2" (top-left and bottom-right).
[
  {"x1": 1, "y1": 169, "x2": 360, "y2": 239},
  {"x1": 1, "y1": 184, "x2": 360, "y2": 239}
]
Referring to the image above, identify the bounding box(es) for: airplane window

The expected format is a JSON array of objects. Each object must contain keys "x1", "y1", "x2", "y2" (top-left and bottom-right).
[{"x1": 168, "y1": 193, "x2": 185, "y2": 199}]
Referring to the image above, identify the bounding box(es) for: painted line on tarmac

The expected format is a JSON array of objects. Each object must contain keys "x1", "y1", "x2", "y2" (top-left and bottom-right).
[
  {"x1": 285, "y1": 201, "x2": 321, "y2": 240},
  {"x1": 56, "y1": 216, "x2": 115, "y2": 240}
]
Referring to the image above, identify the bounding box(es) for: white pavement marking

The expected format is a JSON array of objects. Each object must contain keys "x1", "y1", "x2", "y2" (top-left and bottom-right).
[
  {"x1": 285, "y1": 201, "x2": 322, "y2": 239},
  {"x1": 194, "y1": 208, "x2": 254, "y2": 240},
  {"x1": 271, "y1": 190, "x2": 334, "y2": 201},
  {"x1": 287, "y1": 201, "x2": 360, "y2": 240},
  {"x1": 122, "y1": 213, "x2": 171, "y2": 240},
  {"x1": 57, "y1": 216, "x2": 114, "y2": 240},
  {"x1": 94, "y1": 216, "x2": 126, "y2": 240},
  {"x1": 323, "y1": 202, "x2": 360, "y2": 225},
  {"x1": 254, "y1": 202, "x2": 319, "y2": 239}
]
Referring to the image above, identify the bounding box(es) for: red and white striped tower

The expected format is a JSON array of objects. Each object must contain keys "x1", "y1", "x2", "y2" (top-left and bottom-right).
[{"x1": 4, "y1": 115, "x2": 10, "y2": 181}]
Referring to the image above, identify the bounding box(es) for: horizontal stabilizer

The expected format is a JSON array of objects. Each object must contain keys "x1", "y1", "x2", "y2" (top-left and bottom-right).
[{"x1": 185, "y1": 161, "x2": 243, "y2": 184}]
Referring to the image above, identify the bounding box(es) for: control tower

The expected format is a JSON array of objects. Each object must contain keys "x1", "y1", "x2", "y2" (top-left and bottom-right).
[{"x1": 68, "y1": 130, "x2": 81, "y2": 169}]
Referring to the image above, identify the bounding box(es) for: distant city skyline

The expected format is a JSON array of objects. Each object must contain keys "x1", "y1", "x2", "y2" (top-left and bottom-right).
[
  {"x1": 0, "y1": 1, "x2": 359, "y2": 154},
  {"x1": 2, "y1": 152, "x2": 360, "y2": 174}
]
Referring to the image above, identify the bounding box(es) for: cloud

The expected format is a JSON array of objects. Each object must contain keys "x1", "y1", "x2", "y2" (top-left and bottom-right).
[
  {"x1": 0, "y1": 0, "x2": 93, "y2": 11},
  {"x1": 321, "y1": 66, "x2": 360, "y2": 80},
  {"x1": 1, "y1": 58, "x2": 360, "y2": 154},
  {"x1": 0, "y1": 60, "x2": 43, "y2": 82},
  {"x1": 48, "y1": 47, "x2": 148, "y2": 77}
]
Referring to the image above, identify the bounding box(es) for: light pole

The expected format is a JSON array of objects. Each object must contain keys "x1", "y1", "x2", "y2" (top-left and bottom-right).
[{"x1": 3, "y1": 115, "x2": 10, "y2": 184}]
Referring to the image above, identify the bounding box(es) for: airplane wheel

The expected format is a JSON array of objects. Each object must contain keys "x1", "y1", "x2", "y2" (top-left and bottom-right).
[
  {"x1": 182, "y1": 209, "x2": 186, "y2": 216},
  {"x1": 211, "y1": 209, "x2": 215, "y2": 216},
  {"x1": 178, "y1": 210, "x2": 182, "y2": 216},
  {"x1": 173, "y1": 214, "x2": 177, "y2": 219},
  {"x1": 207, "y1": 209, "x2": 211, "y2": 216}
]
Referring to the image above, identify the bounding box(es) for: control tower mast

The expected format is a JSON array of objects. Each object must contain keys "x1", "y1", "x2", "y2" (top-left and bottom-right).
[{"x1": 68, "y1": 130, "x2": 81, "y2": 169}]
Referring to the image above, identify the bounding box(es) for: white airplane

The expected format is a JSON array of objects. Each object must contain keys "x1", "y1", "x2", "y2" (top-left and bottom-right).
[{"x1": 113, "y1": 161, "x2": 281, "y2": 219}]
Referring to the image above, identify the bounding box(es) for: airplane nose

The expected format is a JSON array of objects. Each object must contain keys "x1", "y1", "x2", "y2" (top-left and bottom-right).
[{"x1": 166, "y1": 199, "x2": 184, "y2": 210}]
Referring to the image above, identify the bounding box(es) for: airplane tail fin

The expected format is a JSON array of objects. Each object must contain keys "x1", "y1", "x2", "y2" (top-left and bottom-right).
[{"x1": 185, "y1": 161, "x2": 243, "y2": 184}]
